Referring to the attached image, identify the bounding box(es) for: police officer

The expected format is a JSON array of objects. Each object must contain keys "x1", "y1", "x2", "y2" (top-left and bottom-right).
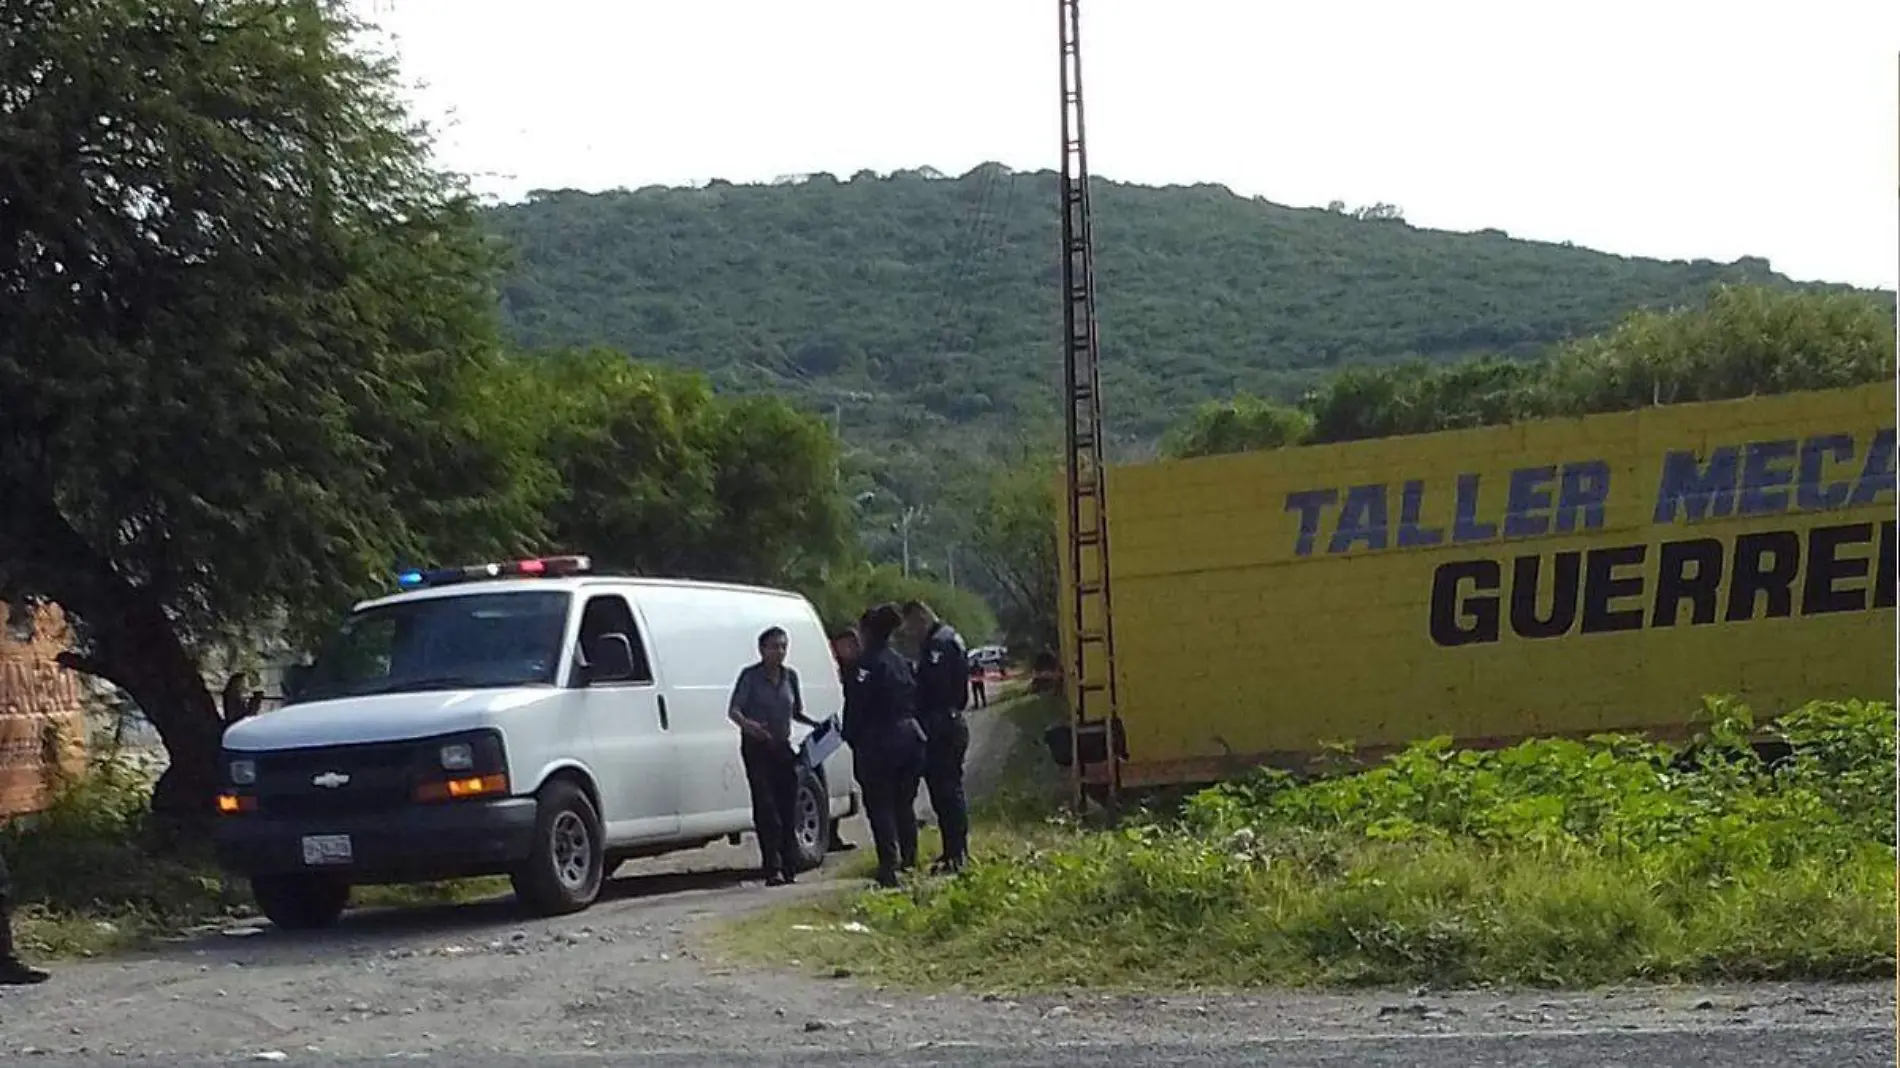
[
  {"x1": 842, "y1": 604, "x2": 925, "y2": 888},
  {"x1": 824, "y1": 628, "x2": 861, "y2": 853},
  {"x1": 900, "y1": 600, "x2": 971, "y2": 874},
  {"x1": 0, "y1": 845, "x2": 50, "y2": 984}
]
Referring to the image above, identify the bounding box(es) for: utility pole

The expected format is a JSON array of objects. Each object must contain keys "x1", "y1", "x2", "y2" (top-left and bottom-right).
[
  {"x1": 1057, "y1": 0, "x2": 1123, "y2": 812},
  {"x1": 893, "y1": 505, "x2": 924, "y2": 576}
]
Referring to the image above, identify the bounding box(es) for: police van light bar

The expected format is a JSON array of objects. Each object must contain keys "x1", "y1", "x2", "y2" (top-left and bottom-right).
[{"x1": 396, "y1": 555, "x2": 592, "y2": 589}]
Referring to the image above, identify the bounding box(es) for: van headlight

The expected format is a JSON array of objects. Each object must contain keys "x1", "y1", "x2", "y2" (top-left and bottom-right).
[
  {"x1": 439, "y1": 743, "x2": 475, "y2": 771},
  {"x1": 229, "y1": 759, "x2": 257, "y2": 786}
]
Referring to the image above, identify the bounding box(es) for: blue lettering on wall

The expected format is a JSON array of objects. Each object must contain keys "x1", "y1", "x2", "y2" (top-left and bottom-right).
[
  {"x1": 1503, "y1": 465, "x2": 1557, "y2": 539},
  {"x1": 1329, "y1": 484, "x2": 1390, "y2": 553},
  {"x1": 1555, "y1": 461, "x2": 1610, "y2": 533},
  {"x1": 1738, "y1": 439, "x2": 1799, "y2": 516},
  {"x1": 1396, "y1": 479, "x2": 1445, "y2": 548},
  {"x1": 1452, "y1": 473, "x2": 1497, "y2": 543},
  {"x1": 1796, "y1": 434, "x2": 1854, "y2": 510},
  {"x1": 1849, "y1": 427, "x2": 1896, "y2": 506},
  {"x1": 1283, "y1": 488, "x2": 1338, "y2": 557},
  {"x1": 1653, "y1": 447, "x2": 1740, "y2": 524}
]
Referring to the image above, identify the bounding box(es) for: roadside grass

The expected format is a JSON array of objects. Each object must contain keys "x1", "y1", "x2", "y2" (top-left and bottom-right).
[
  {"x1": 4, "y1": 756, "x2": 506, "y2": 959},
  {"x1": 719, "y1": 697, "x2": 1898, "y2": 992}
]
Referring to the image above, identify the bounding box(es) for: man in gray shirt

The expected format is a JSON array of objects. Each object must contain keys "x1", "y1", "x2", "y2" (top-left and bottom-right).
[{"x1": 728, "y1": 626, "x2": 819, "y2": 885}]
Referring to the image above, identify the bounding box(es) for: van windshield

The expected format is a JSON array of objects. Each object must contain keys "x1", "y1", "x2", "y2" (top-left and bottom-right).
[{"x1": 289, "y1": 590, "x2": 572, "y2": 704}]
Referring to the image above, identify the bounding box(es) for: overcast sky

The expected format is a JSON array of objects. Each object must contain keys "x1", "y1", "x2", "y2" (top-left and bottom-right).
[{"x1": 363, "y1": 0, "x2": 1900, "y2": 290}]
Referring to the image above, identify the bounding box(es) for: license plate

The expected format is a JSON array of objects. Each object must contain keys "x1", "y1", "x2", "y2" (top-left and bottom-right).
[{"x1": 301, "y1": 834, "x2": 353, "y2": 866}]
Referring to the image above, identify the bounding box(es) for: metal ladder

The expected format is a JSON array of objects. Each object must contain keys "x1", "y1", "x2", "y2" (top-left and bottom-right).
[{"x1": 1057, "y1": 0, "x2": 1123, "y2": 811}]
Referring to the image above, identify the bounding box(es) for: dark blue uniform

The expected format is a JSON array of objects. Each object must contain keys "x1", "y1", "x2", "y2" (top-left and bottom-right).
[
  {"x1": 915, "y1": 621, "x2": 971, "y2": 870},
  {"x1": 843, "y1": 641, "x2": 926, "y2": 887}
]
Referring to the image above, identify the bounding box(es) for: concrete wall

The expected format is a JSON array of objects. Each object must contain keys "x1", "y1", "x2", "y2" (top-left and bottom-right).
[{"x1": 1062, "y1": 383, "x2": 1897, "y2": 787}]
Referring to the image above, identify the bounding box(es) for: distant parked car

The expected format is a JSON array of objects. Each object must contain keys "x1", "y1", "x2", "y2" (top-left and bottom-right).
[{"x1": 969, "y1": 646, "x2": 1006, "y2": 669}]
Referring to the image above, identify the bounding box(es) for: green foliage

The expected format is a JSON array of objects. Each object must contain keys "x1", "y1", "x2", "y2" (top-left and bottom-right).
[
  {"x1": 787, "y1": 699, "x2": 1895, "y2": 990},
  {"x1": 502, "y1": 347, "x2": 853, "y2": 586},
  {"x1": 806, "y1": 563, "x2": 997, "y2": 644},
  {"x1": 1538, "y1": 284, "x2": 1900, "y2": 415},
  {"x1": 0, "y1": 0, "x2": 542, "y2": 640},
  {"x1": 2, "y1": 755, "x2": 509, "y2": 957},
  {"x1": 957, "y1": 453, "x2": 1060, "y2": 655},
  {"x1": 489, "y1": 169, "x2": 1890, "y2": 453},
  {"x1": 0, "y1": 0, "x2": 549, "y2": 810},
  {"x1": 1166, "y1": 287, "x2": 1898, "y2": 457},
  {"x1": 1161, "y1": 396, "x2": 1315, "y2": 460}
]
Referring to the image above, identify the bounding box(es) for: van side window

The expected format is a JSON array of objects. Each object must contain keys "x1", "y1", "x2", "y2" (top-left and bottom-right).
[{"x1": 576, "y1": 594, "x2": 654, "y2": 685}]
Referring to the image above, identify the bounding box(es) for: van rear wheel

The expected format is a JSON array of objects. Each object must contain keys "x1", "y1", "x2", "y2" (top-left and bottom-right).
[
  {"x1": 792, "y1": 767, "x2": 830, "y2": 873},
  {"x1": 512, "y1": 779, "x2": 605, "y2": 916}
]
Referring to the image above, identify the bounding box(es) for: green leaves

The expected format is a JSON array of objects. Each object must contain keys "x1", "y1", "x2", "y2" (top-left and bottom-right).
[
  {"x1": 511, "y1": 346, "x2": 854, "y2": 587},
  {"x1": 837, "y1": 699, "x2": 1896, "y2": 990},
  {"x1": 1158, "y1": 286, "x2": 1896, "y2": 458}
]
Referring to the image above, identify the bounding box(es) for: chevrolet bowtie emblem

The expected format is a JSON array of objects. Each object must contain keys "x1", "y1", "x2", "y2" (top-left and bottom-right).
[{"x1": 312, "y1": 771, "x2": 351, "y2": 789}]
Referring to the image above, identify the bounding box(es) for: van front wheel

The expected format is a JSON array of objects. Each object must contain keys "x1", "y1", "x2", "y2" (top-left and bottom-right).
[
  {"x1": 792, "y1": 767, "x2": 831, "y2": 873},
  {"x1": 512, "y1": 779, "x2": 605, "y2": 916}
]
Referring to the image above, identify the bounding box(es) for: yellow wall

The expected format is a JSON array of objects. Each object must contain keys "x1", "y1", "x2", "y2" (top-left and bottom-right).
[{"x1": 1063, "y1": 384, "x2": 1897, "y2": 786}]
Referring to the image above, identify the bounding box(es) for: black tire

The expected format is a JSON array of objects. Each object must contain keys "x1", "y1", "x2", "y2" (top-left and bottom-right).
[
  {"x1": 791, "y1": 767, "x2": 831, "y2": 873},
  {"x1": 511, "y1": 778, "x2": 605, "y2": 916},
  {"x1": 251, "y1": 875, "x2": 349, "y2": 931}
]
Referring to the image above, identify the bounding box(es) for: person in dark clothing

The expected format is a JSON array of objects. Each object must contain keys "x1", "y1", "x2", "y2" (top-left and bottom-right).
[
  {"x1": 727, "y1": 626, "x2": 820, "y2": 886},
  {"x1": 901, "y1": 600, "x2": 972, "y2": 874},
  {"x1": 0, "y1": 846, "x2": 50, "y2": 984},
  {"x1": 824, "y1": 628, "x2": 861, "y2": 853},
  {"x1": 843, "y1": 604, "x2": 926, "y2": 888},
  {"x1": 967, "y1": 657, "x2": 988, "y2": 709}
]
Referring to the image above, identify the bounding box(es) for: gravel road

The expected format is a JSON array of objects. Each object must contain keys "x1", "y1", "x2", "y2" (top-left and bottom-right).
[
  {"x1": 0, "y1": 844, "x2": 1889, "y2": 1065},
  {"x1": 2, "y1": 706, "x2": 1892, "y2": 1065}
]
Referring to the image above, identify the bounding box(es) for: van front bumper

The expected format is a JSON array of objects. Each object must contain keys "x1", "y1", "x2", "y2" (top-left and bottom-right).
[{"x1": 213, "y1": 797, "x2": 539, "y2": 883}]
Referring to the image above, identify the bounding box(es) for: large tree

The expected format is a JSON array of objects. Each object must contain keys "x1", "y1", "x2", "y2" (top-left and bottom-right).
[
  {"x1": 515, "y1": 347, "x2": 855, "y2": 587},
  {"x1": 0, "y1": 0, "x2": 543, "y2": 820}
]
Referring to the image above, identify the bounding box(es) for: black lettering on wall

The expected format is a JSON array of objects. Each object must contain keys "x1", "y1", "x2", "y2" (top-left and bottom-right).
[
  {"x1": 1430, "y1": 560, "x2": 1502, "y2": 647},
  {"x1": 1508, "y1": 552, "x2": 1580, "y2": 639},
  {"x1": 1651, "y1": 538, "x2": 1724, "y2": 627},
  {"x1": 1801, "y1": 523, "x2": 1874, "y2": 615},
  {"x1": 1877, "y1": 520, "x2": 1896, "y2": 610},
  {"x1": 1724, "y1": 531, "x2": 1802, "y2": 622},
  {"x1": 1579, "y1": 545, "x2": 1648, "y2": 634}
]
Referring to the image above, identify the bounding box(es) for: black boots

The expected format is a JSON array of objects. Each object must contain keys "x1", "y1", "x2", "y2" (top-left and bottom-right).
[{"x1": 0, "y1": 956, "x2": 48, "y2": 985}]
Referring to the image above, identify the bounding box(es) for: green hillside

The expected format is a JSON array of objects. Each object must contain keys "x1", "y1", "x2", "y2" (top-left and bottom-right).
[{"x1": 486, "y1": 165, "x2": 1885, "y2": 449}]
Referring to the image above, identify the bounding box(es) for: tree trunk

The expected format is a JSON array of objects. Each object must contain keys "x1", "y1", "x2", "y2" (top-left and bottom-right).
[
  {"x1": 60, "y1": 598, "x2": 223, "y2": 828},
  {"x1": 0, "y1": 482, "x2": 225, "y2": 835}
]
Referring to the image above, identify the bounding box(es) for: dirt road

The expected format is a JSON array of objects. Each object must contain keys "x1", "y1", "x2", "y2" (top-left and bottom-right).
[
  {"x1": 0, "y1": 841, "x2": 1891, "y2": 1064},
  {"x1": 2, "y1": 704, "x2": 1892, "y2": 1064}
]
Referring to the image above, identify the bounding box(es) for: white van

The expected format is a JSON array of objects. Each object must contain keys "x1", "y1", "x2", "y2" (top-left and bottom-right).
[{"x1": 212, "y1": 556, "x2": 857, "y2": 930}]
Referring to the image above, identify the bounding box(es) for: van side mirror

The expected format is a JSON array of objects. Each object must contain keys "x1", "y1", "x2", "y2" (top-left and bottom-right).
[{"x1": 586, "y1": 633, "x2": 638, "y2": 684}]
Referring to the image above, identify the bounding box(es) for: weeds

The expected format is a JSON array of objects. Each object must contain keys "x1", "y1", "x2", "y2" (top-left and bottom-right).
[
  {"x1": 3, "y1": 754, "x2": 504, "y2": 958},
  {"x1": 729, "y1": 697, "x2": 1897, "y2": 991}
]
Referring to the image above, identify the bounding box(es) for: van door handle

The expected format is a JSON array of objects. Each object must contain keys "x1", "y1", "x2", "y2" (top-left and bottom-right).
[{"x1": 656, "y1": 695, "x2": 669, "y2": 730}]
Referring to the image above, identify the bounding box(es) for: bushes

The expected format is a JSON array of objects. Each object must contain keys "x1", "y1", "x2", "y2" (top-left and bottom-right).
[
  {"x1": 3, "y1": 753, "x2": 508, "y2": 958},
  {"x1": 1, "y1": 757, "x2": 231, "y2": 957},
  {"x1": 1163, "y1": 286, "x2": 1897, "y2": 458},
  {"x1": 779, "y1": 698, "x2": 1896, "y2": 990}
]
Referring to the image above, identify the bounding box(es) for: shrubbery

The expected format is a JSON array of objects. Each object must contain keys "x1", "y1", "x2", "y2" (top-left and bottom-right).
[{"x1": 799, "y1": 698, "x2": 1896, "y2": 990}]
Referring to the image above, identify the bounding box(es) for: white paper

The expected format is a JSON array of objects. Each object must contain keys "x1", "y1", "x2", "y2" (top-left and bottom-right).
[{"x1": 801, "y1": 716, "x2": 843, "y2": 766}]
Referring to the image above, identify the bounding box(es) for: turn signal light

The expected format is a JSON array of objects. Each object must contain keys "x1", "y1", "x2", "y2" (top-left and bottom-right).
[
  {"x1": 216, "y1": 794, "x2": 257, "y2": 814},
  {"x1": 414, "y1": 774, "x2": 509, "y2": 803}
]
